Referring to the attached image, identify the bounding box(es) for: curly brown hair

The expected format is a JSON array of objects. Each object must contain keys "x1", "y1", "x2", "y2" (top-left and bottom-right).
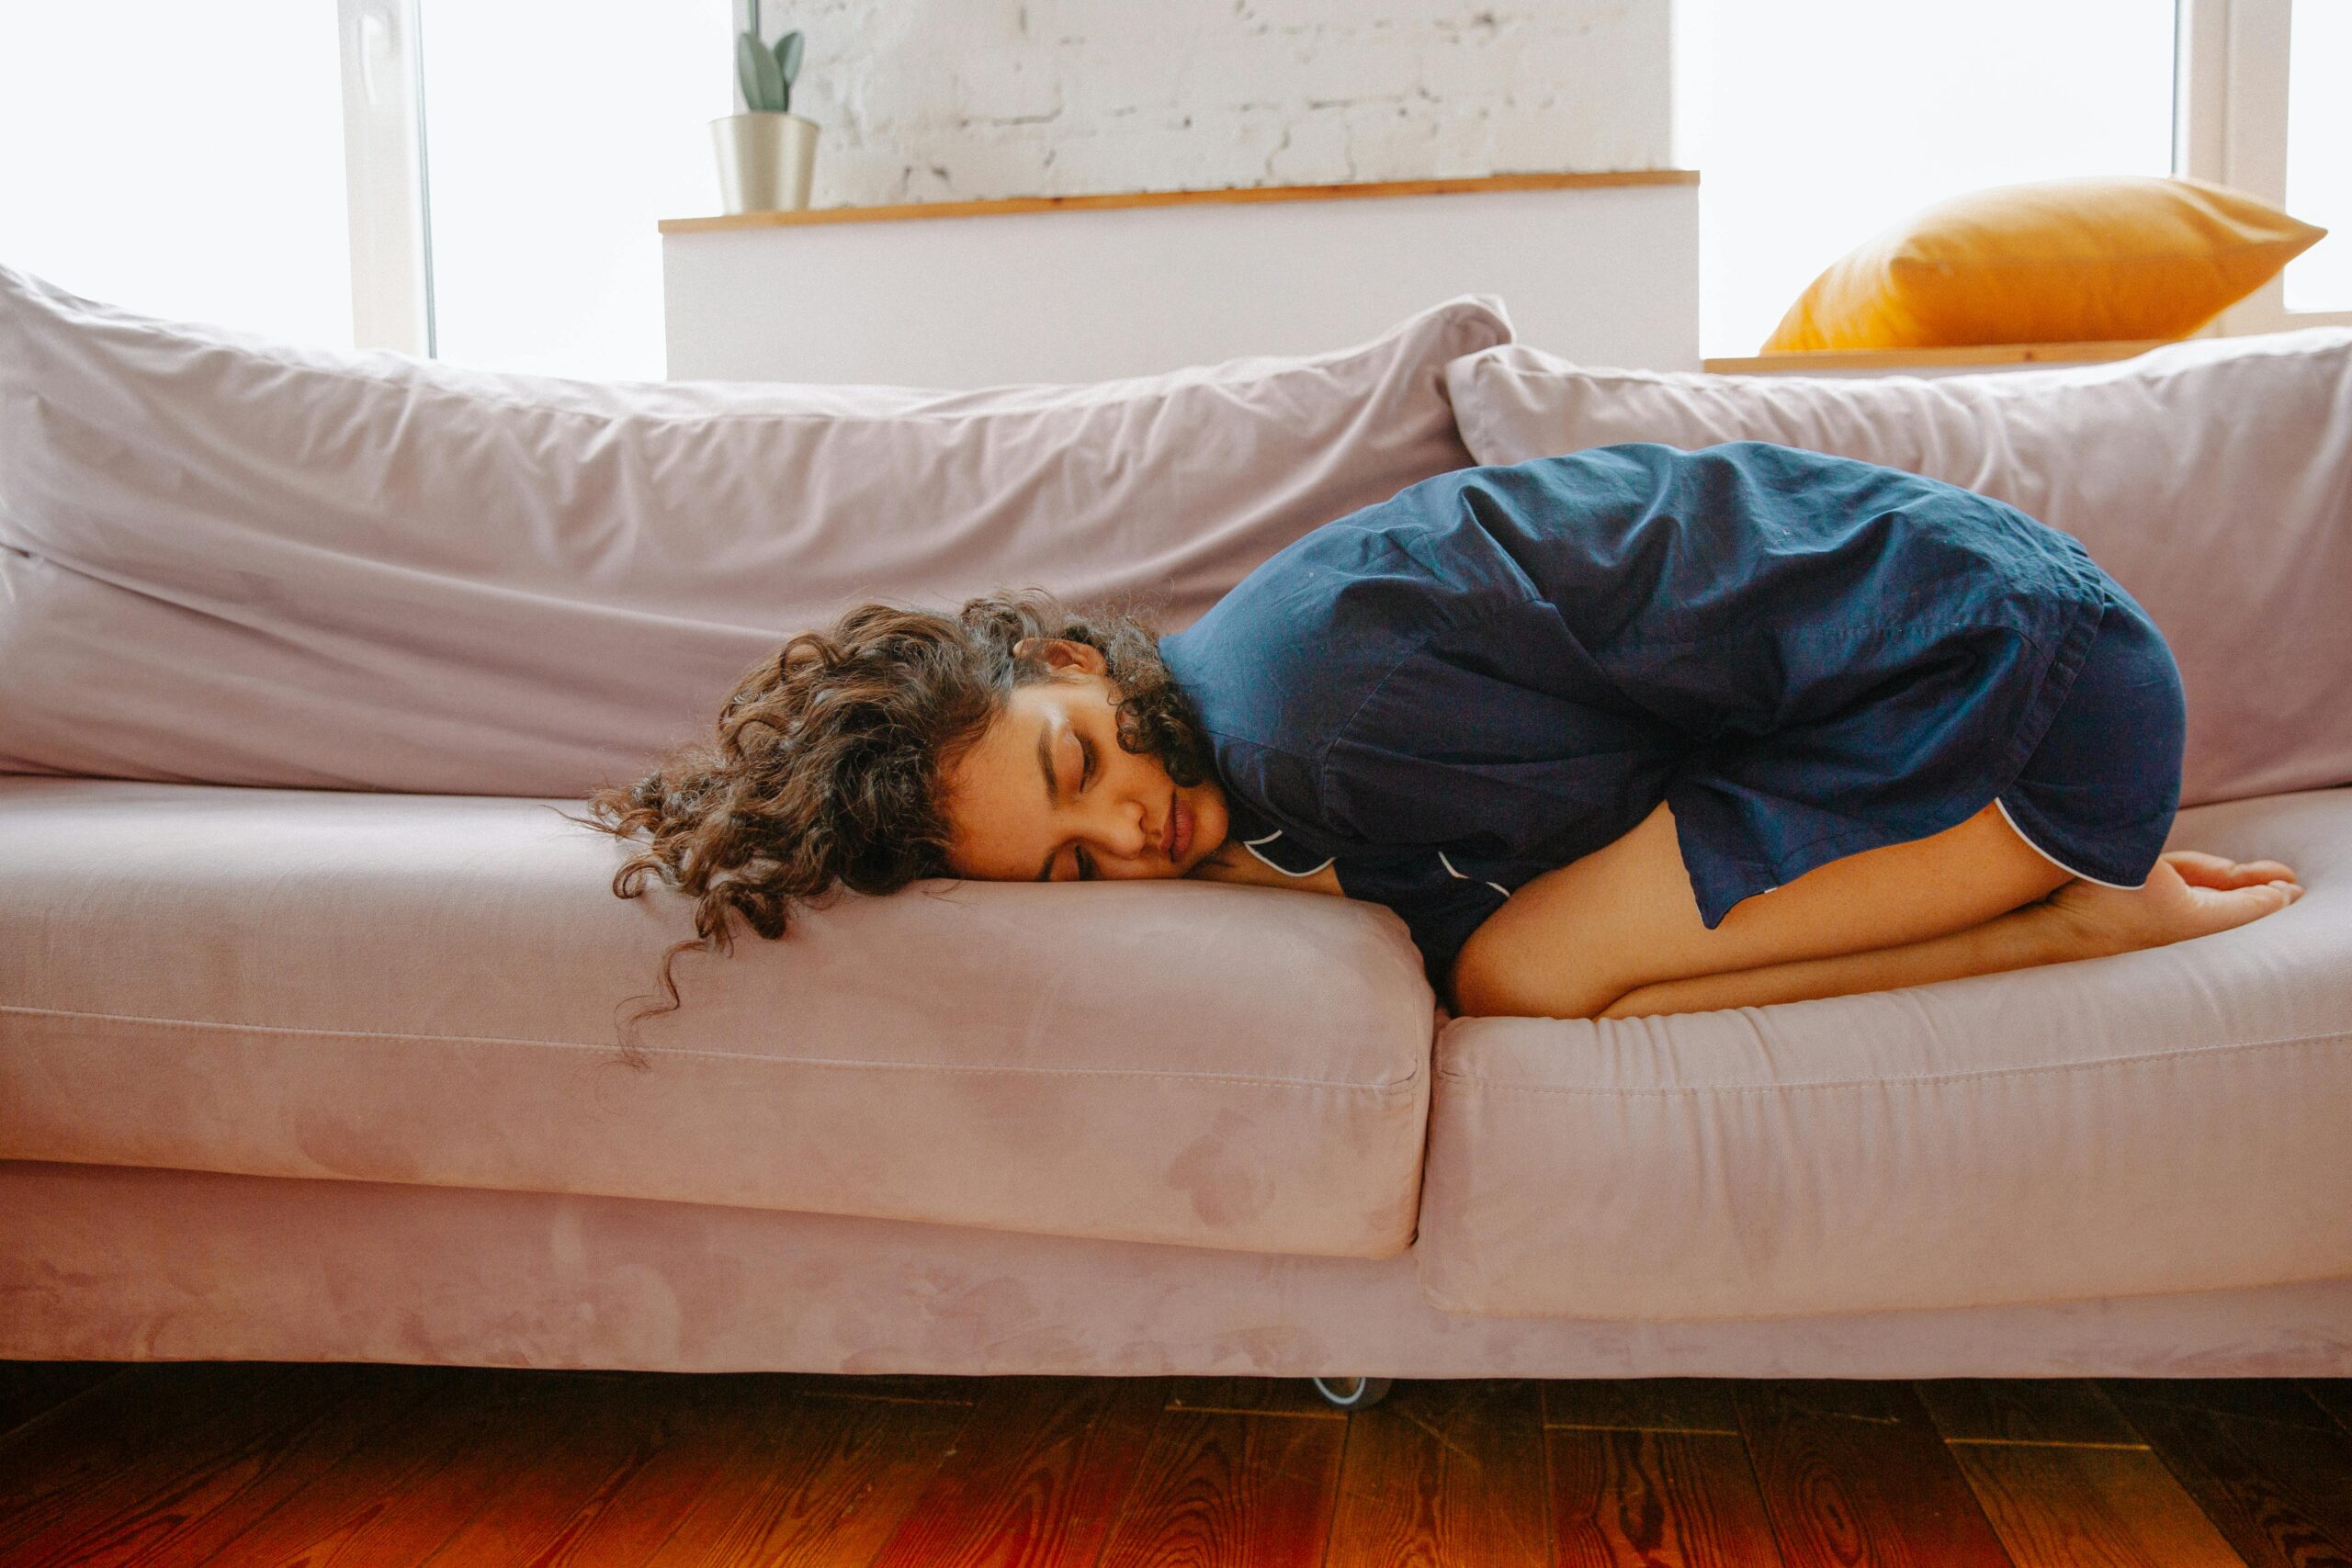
[{"x1": 565, "y1": 586, "x2": 1215, "y2": 1064}]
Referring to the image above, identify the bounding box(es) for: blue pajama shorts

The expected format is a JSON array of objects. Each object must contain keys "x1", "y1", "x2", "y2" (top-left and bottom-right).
[{"x1": 1993, "y1": 580, "x2": 2186, "y2": 890}]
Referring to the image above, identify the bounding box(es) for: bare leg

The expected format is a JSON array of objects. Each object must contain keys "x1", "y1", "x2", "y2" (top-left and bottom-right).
[
  {"x1": 1453, "y1": 799, "x2": 2081, "y2": 1020},
  {"x1": 1597, "y1": 851, "x2": 2303, "y2": 1019}
]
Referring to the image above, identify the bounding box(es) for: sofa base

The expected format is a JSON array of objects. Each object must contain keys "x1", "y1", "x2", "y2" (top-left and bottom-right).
[{"x1": 6, "y1": 1161, "x2": 2348, "y2": 1378}]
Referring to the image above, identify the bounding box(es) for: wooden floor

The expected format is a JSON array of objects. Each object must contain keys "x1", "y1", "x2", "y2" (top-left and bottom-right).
[{"x1": 2, "y1": 1364, "x2": 2348, "y2": 1566}]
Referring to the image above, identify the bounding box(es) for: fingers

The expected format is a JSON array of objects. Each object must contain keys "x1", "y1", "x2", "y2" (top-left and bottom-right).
[
  {"x1": 2161, "y1": 850, "x2": 2301, "y2": 891},
  {"x1": 2183, "y1": 880, "x2": 2302, "y2": 931}
]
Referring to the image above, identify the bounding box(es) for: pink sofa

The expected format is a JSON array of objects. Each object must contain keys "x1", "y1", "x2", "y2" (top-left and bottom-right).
[{"x1": 3, "y1": 265, "x2": 2348, "y2": 1381}]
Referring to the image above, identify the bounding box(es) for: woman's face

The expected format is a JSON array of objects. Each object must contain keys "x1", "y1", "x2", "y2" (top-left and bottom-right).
[{"x1": 940, "y1": 638, "x2": 1229, "y2": 883}]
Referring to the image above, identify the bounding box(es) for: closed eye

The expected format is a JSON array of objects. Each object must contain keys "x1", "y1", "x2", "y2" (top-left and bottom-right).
[
  {"x1": 1068, "y1": 738, "x2": 1101, "y2": 884},
  {"x1": 1070, "y1": 737, "x2": 1100, "y2": 882}
]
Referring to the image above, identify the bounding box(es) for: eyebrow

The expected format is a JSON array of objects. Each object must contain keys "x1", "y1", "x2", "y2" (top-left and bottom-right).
[{"x1": 1034, "y1": 717, "x2": 1060, "y2": 882}]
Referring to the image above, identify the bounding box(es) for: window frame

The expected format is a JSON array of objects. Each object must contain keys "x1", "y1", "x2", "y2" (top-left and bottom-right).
[
  {"x1": 2177, "y1": 0, "x2": 2352, "y2": 333},
  {"x1": 336, "y1": 0, "x2": 435, "y2": 355}
]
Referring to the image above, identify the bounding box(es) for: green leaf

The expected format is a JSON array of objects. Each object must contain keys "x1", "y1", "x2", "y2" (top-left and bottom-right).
[
  {"x1": 735, "y1": 30, "x2": 784, "y2": 111},
  {"x1": 775, "y1": 28, "x2": 804, "y2": 86}
]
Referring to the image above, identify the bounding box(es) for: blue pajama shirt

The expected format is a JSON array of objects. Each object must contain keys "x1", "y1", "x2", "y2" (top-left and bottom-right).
[{"x1": 1155, "y1": 441, "x2": 2128, "y2": 998}]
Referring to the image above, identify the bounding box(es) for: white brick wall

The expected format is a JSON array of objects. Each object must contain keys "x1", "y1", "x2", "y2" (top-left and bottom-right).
[{"x1": 742, "y1": 0, "x2": 1674, "y2": 207}]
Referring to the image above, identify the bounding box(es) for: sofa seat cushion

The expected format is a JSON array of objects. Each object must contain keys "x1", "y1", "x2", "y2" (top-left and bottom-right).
[
  {"x1": 1417, "y1": 787, "x2": 2352, "y2": 1320},
  {"x1": 0, "y1": 777, "x2": 1436, "y2": 1259}
]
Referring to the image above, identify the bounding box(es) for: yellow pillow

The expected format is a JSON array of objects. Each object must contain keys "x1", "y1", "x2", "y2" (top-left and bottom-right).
[{"x1": 1763, "y1": 175, "x2": 2327, "y2": 353}]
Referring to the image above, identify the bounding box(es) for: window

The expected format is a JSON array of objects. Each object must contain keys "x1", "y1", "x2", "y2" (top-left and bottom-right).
[
  {"x1": 0, "y1": 3, "x2": 353, "y2": 347},
  {"x1": 416, "y1": 3, "x2": 733, "y2": 379},
  {"x1": 2177, "y1": 0, "x2": 2352, "y2": 330},
  {"x1": 1677, "y1": 0, "x2": 2178, "y2": 358},
  {"x1": 5, "y1": 4, "x2": 2327, "y2": 371},
  {"x1": 2282, "y1": 0, "x2": 2349, "y2": 311},
  {"x1": 0, "y1": 1, "x2": 731, "y2": 378}
]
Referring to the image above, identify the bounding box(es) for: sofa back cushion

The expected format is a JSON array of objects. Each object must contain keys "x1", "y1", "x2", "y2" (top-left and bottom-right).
[
  {"x1": 0, "y1": 264, "x2": 1508, "y2": 795},
  {"x1": 1445, "y1": 330, "x2": 2352, "y2": 807}
]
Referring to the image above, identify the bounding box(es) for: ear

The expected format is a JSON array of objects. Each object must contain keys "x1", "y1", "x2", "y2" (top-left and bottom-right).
[{"x1": 1012, "y1": 636, "x2": 1108, "y2": 677}]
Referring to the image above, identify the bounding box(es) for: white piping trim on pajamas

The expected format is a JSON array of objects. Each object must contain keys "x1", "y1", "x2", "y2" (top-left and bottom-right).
[
  {"x1": 1437, "y1": 849, "x2": 1513, "y2": 899},
  {"x1": 1993, "y1": 796, "x2": 2140, "y2": 889},
  {"x1": 1238, "y1": 829, "x2": 1335, "y2": 878}
]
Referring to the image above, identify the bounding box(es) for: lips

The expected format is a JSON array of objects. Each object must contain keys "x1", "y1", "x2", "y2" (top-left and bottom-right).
[{"x1": 1164, "y1": 791, "x2": 1190, "y2": 862}]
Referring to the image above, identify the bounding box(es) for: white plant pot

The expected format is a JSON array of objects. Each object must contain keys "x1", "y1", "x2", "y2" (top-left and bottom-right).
[{"x1": 711, "y1": 112, "x2": 820, "y2": 213}]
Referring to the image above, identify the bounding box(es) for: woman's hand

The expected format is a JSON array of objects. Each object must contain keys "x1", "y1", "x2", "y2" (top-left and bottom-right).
[{"x1": 2031, "y1": 850, "x2": 2303, "y2": 959}]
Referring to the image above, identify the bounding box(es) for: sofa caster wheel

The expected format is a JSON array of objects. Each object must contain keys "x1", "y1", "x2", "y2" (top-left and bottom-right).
[{"x1": 1311, "y1": 1376, "x2": 1394, "y2": 1409}]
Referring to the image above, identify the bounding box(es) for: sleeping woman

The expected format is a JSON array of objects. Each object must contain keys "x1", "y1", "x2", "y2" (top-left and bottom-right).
[{"x1": 581, "y1": 441, "x2": 2302, "y2": 1030}]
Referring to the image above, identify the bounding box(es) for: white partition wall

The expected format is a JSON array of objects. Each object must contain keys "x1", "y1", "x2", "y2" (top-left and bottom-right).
[{"x1": 660, "y1": 174, "x2": 1699, "y2": 385}]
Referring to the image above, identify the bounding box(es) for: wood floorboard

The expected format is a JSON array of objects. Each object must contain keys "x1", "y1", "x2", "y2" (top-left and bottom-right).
[
  {"x1": 1543, "y1": 1378, "x2": 1742, "y2": 1435},
  {"x1": 2102, "y1": 1380, "x2": 2352, "y2": 1568},
  {"x1": 61, "y1": 1365, "x2": 447, "y2": 1568},
  {"x1": 778, "y1": 1372, "x2": 983, "y2": 1406},
  {"x1": 638, "y1": 1381, "x2": 973, "y2": 1567},
  {"x1": 1916, "y1": 1379, "x2": 2144, "y2": 1449},
  {"x1": 1548, "y1": 1427, "x2": 1782, "y2": 1568},
  {"x1": 0, "y1": 1360, "x2": 130, "y2": 1439},
  {"x1": 2304, "y1": 1380, "x2": 2352, "y2": 1439},
  {"x1": 190, "y1": 1367, "x2": 578, "y2": 1568},
  {"x1": 1321, "y1": 1377, "x2": 1550, "y2": 1566},
  {"x1": 1945, "y1": 1442, "x2": 2249, "y2": 1568},
  {"x1": 3, "y1": 1368, "x2": 2346, "y2": 1566},
  {"x1": 0, "y1": 1362, "x2": 369, "y2": 1563},
  {"x1": 1735, "y1": 1378, "x2": 2016, "y2": 1568},
  {"x1": 412, "y1": 1371, "x2": 784, "y2": 1568},
  {"x1": 1163, "y1": 1377, "x2": 1346, "y2": 1419},
  {"x1": 0, "y1": 1363, "x2": 265, "y2": 1525},
  {"x1": 866, "y1": 1375, "x2": 1165, "y2": 1568},
  {"x1": 2103, "y1": 1380, "x2": 2342, "y2": 1430},
  {"x1": 1092, "y1": 1406, "x2": 1346, "y2": 1568}
]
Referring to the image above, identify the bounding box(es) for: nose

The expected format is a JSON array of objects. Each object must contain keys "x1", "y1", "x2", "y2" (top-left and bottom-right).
[{"x1": 1090, "y1": 793, "x2": 1154, "y2": 863}]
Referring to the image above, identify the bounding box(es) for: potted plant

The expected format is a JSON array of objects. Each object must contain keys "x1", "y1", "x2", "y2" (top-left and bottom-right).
[{"x1": 711, "y1": 2, "x2": 816, "y2": 213}]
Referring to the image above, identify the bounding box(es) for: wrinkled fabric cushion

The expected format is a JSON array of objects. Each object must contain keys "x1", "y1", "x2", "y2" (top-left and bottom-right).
[
  {"x1": 1443, "y1": 330, "x2": 2352, "y2": 807},
  {"x1": 1418, "y1": 787, "x2": 2352, "y2": 1321},
  {"x1": 0, "y1": 777, "x2": 1436, "y2": 1258},
  {"x1": 0, "y1": 262, "x2": 1508, "y2": 795}
]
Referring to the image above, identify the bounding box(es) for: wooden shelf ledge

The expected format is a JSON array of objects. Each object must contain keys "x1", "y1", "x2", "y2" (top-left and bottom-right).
[
  {"x1": 660, "y1": 169, "x2": 1699, "y2": 233},
  {"x1": 1702, "y1": 340, "x2": 2176, "y2": 375}
]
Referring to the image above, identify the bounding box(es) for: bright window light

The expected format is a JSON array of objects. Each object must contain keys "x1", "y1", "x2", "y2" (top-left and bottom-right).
[
  {"x1": 2285, "y1": 0, "x2": 2351, "y2": 312},
  {"x1": 1678, "y1": 0, "x2": 2177, "y2": 357},
  {"x1": 0, "y1": 4, "x2": 351, "y2": 347},
  {"x1": 418, "y1": 0, "x2": 735, "y2": 380}
]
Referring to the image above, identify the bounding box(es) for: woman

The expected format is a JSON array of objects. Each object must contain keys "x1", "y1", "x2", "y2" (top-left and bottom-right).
[{"x1": 582, "y1": 442, "x2": 2301, "y2": 1032}]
